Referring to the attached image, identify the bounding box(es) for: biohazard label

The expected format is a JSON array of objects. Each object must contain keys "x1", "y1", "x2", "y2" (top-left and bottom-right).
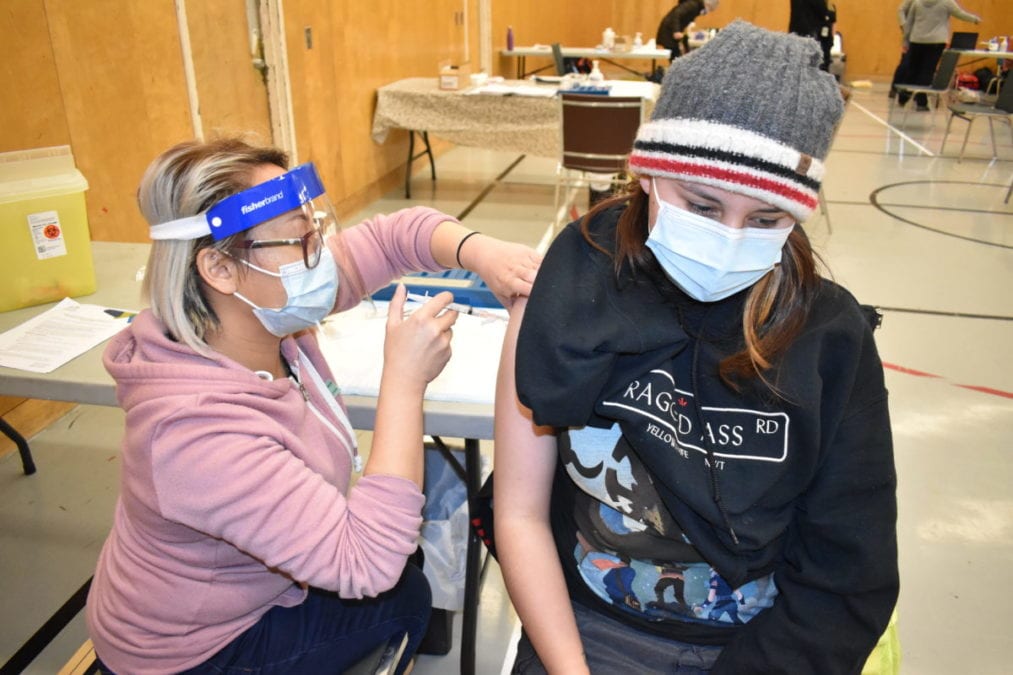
[{"x1": 27, "y1": 211, "x2": 68, "y2": 260}]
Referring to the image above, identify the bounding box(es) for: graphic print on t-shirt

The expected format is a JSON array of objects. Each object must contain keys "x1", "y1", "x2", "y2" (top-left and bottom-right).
[
  {"x1": 563, "y1": 423, "x2": 778, "y2": 627},
  {"x1": 601, "y1": 368, "x2": 791, "y2": 466}
]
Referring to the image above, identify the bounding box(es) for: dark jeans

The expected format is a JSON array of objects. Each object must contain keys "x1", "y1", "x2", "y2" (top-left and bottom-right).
[
  {"x1": 97, "y1": 564, "x2": 431, "y2": 675},
  {"x1": 512, "y1": 600, "x2": 722, "y2": 674},
  {"x1": 898, "y1": 42, "x2": 946, "y2": 107},
  {"x1": 890, "y1": 50, "x2": 912, "y2": 94}
]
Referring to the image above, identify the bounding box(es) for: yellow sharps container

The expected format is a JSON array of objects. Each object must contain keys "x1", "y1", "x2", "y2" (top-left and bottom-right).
[{"x1": 0, "y1": 146, "x2": 95, "y2": 312}]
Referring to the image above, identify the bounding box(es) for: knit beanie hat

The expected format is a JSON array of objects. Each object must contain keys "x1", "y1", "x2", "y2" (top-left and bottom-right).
[{"x1": 628, "y1": 20, "x2": 843, "y2": 223}]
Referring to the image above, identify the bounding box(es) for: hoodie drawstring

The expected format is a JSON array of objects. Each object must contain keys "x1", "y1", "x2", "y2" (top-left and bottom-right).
[{"x1": 686, "y1": 310, "x2": 740, "y2": 546}]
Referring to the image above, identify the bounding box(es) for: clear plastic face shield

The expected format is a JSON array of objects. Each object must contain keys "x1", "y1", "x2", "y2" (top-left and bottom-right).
[{"x1": 149, "y1": 162, "x2": 366, "y2": 299}]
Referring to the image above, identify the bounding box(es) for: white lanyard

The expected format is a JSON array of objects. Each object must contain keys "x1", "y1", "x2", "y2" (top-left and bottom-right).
[{"x1": 291, "y1": 349, "x2": 363, "y2": 473}]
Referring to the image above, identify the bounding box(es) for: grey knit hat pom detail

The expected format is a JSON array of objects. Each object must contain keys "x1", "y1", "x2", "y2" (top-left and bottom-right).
[{"x1": 629, "y1": 21, "x2": 844, "y2": 222}]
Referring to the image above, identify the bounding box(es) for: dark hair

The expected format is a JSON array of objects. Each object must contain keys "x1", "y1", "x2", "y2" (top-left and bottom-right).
[{"x1": 580, "y1": 179, "x2": 823, "y2": 391}]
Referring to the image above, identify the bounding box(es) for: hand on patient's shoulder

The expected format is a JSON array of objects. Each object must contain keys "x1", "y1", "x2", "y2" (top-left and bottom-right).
[{"x1": 463, "y1": 236, "x2": 543, "y2": 309}]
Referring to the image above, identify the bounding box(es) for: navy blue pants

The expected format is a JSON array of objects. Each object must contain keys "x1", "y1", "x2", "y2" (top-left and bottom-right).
[
  {"x1": 98, "y1": 564, "x2": 431, "y2": 675},
  {"x1": 512, "y1": 600, "x2": 722, "y2": 674},
  {"x1": 898, "y1": 42, "x2": 946, "y2": 108}
]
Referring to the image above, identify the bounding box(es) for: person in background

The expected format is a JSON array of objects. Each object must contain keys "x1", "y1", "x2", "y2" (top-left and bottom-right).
[
  {"x1": 656, "y1": 0, "x2": 720, "y2": 62},
  {"x1": 789, "y1": 0, "x2": 837, "y2": 71},
  {"x1": 897, "y1": 0, "x2": 981, "y2": 110},
  {"x1": 496, "y1": 22, "x2": 897, "y2": 674},
  {"x1": 85, "y1": 138, "x2": 540, "y2": 675},
  {"x1": 889, "y1": 2, "x2": 913, "y2": 99}
]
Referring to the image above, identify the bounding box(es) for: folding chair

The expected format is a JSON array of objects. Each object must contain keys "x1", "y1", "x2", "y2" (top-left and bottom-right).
[
  {"x1": 949, "y1": 31, "x2": 979, "y2": 50},
  {"x1": 553, "y1": 93, "x2": 644, "y2": 229},
  {"x1": 891, "y1": 50, "x2": 961, "y2": 128},
  {"x1": 940, "y1": 77, "x2": 1013, "y2": 161}
]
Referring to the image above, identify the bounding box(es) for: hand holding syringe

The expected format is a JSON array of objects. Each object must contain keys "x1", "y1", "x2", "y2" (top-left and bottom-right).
[{"x1": 406, "y1": 292, "x2": 507, "y2": 322}]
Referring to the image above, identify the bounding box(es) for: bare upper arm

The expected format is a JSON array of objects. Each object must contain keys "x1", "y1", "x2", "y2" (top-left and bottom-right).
[{"x1": 495, "y1": 297, "x2": 558, "y2": 521}]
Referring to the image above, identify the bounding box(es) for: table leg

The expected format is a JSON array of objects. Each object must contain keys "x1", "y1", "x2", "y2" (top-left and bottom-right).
[
  {"x1": 461, "y1": 437, "x2": 481, "y2": 675},
  {"x1": 405, "y1": 131, "x2": 415, "y2": 199},
  {"x1": 0, "y1": 416, "x2": 36, "y2": 475},
  {"x1": 405, "y1": 130, "x2": 437, "y2": 200},
  {"x1": 428, "y1": 436, "x2": 481, "y2": 675},
  {"x1": 422, "y1": 132, "x2": 436, "y2": 184}
]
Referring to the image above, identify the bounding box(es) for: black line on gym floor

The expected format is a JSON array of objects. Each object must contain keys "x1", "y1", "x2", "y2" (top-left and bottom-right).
[
  {"x1": 876, "y1": 202, "x2": 1013, "y2": 217},
  {"x1": 878, "y1": 306, "x2": 1013, "y2": 322},
  {"x1": 0, "y1": 577, "x2": 92, "y2": 675},
  {"x1": 456, "y1": 155, "x2": 526, "y2": 221},
  {"x1": 870, "y1": 181, "x2": 1013, "y2": 249}
]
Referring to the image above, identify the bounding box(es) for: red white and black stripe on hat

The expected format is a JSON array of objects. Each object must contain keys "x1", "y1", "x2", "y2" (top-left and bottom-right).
[{"x1": 629, "y1": 118, "x2": 824, "y2": 223}]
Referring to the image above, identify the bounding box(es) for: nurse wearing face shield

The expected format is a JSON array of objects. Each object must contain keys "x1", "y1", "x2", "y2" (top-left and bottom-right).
[{"x1": 85, "y1": 138, "x2": 541, "y2": 675}]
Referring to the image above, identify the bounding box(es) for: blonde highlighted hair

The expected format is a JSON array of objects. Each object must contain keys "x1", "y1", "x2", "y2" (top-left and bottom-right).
[{"x1": 138, "y1": 138, "x2": 288, "y2": 354}]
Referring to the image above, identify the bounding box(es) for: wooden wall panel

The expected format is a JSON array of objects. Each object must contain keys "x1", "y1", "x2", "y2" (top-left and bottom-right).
[
  {"x1": 45, "y1": 0, "x2": 194, "y2": 242},
  {"x1": 281, "y1": 0, "x2": 470, "y2": 218},
  {"x1": 0, "y1": 0, "x2": 70, "y2": 152},
  {"x1": 283, "y1": 0, "x2": 339, "y2": 190},
  {"x1": 187, "y1": 0, "x2": 272, "y2": 143},
  {"x1": 491, "y1": 1, "x2": 612, "y2": 77}
]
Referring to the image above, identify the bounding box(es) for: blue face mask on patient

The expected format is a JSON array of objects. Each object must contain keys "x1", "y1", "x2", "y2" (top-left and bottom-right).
[
  {"x1": 233, "y1": 246, "x2": 339, "y2": 337},
  {"x1": 644, "y1": 181, "x2": 793, "y2": 302}
]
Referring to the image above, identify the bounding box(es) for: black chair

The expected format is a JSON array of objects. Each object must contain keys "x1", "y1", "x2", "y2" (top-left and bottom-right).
[
  {"x1": 891, "y1": 50, "x2": 961, "y2": 127},
  {"x1": 949, "y1": 31, "x2": 979, "y2": 50},
  {"x1": 940, "y1": 77, "x2": 1013, "y2": 161}
]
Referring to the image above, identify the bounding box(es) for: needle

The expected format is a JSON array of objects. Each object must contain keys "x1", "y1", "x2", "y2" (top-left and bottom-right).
[{"x1": 406, "y1": 292, "x2": 507, "y2": 321}]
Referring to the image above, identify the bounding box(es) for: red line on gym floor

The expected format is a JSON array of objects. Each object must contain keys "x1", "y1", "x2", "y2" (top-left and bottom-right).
[
  {"x1": 955, "y1": 384, "x2": 1013, "y2": 400},
  {"x1": 882, "y1": 363, "x2": 941, "y2": 378},
  {"x1": 883, "y1": 362, "x2": 1013, "y2": 399}
]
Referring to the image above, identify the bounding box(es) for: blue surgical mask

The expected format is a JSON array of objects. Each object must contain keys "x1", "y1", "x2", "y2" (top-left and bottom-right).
[
  {"x1": 644, "y1": 181, "x2": 793, "y2": 302},
  {"x1": 234, "y1": 246, "x2": 339, "y2": 337}
]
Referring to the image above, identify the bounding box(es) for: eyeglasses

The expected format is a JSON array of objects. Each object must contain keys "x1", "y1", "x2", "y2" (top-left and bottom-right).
[{"x1": 233, "y1": 226, "x2": 325, "y2": 269}]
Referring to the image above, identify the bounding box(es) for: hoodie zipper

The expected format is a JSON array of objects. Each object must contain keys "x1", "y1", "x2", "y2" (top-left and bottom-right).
[{"x1": 289, "y1": 352, "x2": 363, "y2": 473}]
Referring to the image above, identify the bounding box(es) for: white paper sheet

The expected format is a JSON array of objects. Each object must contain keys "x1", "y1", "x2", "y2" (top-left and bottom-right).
[
  {"x1": 464, "y1": 83, "x2": 558, "y2": 97},
  {"x1": 0, "y1": 298, "x2": 135, "y2": 373},
  {"x1": 319, "y1": 300, "x2": 507, "y2": 405}
]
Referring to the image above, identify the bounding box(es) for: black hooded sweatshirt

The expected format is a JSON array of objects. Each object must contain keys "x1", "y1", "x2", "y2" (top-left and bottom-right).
[{"x1": 515, "y1": 206, "x2": 898, "y2": 674}]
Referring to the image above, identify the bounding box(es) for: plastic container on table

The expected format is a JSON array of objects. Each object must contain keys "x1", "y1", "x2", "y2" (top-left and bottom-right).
[{"x1": 0, "y1": 146, "x2": 94, "y2": 312}]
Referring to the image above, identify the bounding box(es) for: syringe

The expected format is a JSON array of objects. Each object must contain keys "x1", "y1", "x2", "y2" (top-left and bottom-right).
[{"x1": 405, "y1": 292, "x2": 507, "y2": 321}]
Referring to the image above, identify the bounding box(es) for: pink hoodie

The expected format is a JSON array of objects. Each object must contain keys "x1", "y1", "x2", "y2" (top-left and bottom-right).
[{"x1": 87, "y1": 207, "x2": 454, "y2": 674}]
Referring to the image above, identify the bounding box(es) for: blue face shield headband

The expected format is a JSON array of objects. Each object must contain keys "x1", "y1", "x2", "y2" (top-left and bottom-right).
[{"x1": 149, "y1": 163, "x2": 326, "y2": 241}]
